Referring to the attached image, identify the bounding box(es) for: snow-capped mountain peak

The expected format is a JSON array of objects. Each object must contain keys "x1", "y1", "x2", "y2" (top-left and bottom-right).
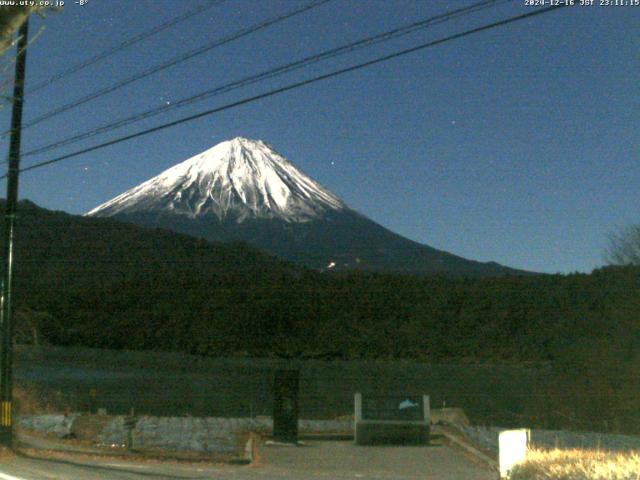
[{"x1": 87, "y1": 137, "x2": 346, "y2": 223}]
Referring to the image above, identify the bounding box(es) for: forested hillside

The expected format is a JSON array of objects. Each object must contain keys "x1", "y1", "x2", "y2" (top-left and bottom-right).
[
  {"x1": 4, "y1": 200, "x2": 638, "y2": 364},
  {"x1": 4, "y1": 200, "x2": 640, "y2": 431}
]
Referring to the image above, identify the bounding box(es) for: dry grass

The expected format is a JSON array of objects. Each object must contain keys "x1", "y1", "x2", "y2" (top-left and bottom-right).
[
  {"x1": 509, "y1": 448, "x2": 640, "y2": 480},
  {"x1": 0, "y1": 445, "x2": 16, "y2": 461},
  {"x1": 70, "y1": 414, "x2": 111, "y2": 440},
  {"x1": 14, "y1": 384, "x2": 70, "y2": 414}
]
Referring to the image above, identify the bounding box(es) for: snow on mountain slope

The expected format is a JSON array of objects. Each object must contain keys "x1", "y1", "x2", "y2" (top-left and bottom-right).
[
  {"x1": 87, "y1": 137, "x2": 345, "y2": 223},
  {"x1": 86, "y1": 137, "x2": 528, "y2": 276}
]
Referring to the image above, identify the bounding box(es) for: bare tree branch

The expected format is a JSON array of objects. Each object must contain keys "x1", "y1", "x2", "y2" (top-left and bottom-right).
[
  {"x1": 606, "y1": 225, "x2": 640, "y2": 266},
  {"x1": 0, "y1": 6, "x2": 36, "y2": 56}
]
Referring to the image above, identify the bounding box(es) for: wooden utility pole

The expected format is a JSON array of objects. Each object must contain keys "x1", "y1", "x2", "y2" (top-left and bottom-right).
[{"x1": 0, "y1": 16, "x2": 29, "y2": 448}]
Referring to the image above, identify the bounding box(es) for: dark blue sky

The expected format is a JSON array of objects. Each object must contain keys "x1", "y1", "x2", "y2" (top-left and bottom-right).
[{"x1": 1, "y1": 0, "x2": 638, "y2": 274}]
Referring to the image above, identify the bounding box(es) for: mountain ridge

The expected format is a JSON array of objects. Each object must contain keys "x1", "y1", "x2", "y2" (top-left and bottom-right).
[{"x1": 88, "y1": 137, "x2": 529, "y2": 277}]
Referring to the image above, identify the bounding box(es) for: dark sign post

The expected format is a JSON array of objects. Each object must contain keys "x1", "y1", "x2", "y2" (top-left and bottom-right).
[
  {"x1": 89, "y1": 388, "x2": 98, "y2": 414},
  {"x1": 272, "y1": 369, "x2": 299, "y2": 444},
  {"x1": 124, "y1": 408, "x2": 137, "y2": 450}
]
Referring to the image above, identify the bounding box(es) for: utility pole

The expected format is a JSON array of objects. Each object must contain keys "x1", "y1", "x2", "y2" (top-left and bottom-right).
[{"x1": 0, "y1": 17, "x2": 29, "y2": 448}]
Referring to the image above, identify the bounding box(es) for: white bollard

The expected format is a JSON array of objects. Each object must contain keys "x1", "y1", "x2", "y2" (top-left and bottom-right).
[
  {"x1": 354, "y1": 393, "x2": 362, "y2": 422},
  {"x1": 499, "y1": 429, "x2": 530, "y2": 478},
  {"x1": 422, "y1": 395, "x2": 430, "y2": 424}
]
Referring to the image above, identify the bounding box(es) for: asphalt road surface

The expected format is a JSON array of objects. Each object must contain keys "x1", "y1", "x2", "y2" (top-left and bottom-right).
[{"x1": 0, "y1": 437, "x2": 496, "y2": 479}]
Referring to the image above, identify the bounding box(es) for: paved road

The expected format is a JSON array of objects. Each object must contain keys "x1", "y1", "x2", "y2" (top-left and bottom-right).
[
  {"x1": 256, "y1": 437, "x2": 496, "y2": 480},
  {"x1": 0, "y1": 453, "x2": 239, "y2": 480},
  {"x1": 0, "y1": 436, "x2": 496, "y2": 479}
]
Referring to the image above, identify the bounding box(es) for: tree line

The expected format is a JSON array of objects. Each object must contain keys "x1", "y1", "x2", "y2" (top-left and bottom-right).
[{"x1": 5, "y1": 200, "x2": 640, "y2": 432}]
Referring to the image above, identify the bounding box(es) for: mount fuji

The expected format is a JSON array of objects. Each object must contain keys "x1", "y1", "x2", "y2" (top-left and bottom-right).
[{"x1": 87, "y1": 137, "x2": 524, "y2": 276}]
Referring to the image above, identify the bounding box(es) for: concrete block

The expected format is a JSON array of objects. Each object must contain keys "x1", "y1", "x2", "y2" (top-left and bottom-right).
[
  {"x1": 355, "y1": 422, "x2": 430, "y2": 446},
  {"x1": 499, "y1": 429, "x2": 529, "y2": 479}
]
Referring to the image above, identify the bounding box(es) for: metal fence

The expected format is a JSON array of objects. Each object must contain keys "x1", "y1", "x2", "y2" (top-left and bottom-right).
[{"x1": 12, "y1": 345, "x2": 638, "y2": 434}]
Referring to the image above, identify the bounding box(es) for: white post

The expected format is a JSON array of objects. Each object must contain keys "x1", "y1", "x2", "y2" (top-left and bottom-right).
[
  {"x1": 354, "y1": 393, "x2": 362, "y2": 422},
  {"x1": 422, "y1": 395, "x2": 430, "y2": 424},
  {"x1": 354, "y1": 393, "x2": 362, "y2": 444},
  {"x1": 499, "y1": 429, "x2": 530, "y2": 478}
]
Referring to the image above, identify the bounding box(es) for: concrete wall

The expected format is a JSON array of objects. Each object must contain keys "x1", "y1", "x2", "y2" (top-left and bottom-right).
[
  {"x1": 355, "y1": 422, "x2": 429, "y2": 445},
  {"x1": 18, "y1": 414, "x2": 352, "y2": 453},
  {"x1": 18, "y1": 414, "x2": 79, "y2": 438}
]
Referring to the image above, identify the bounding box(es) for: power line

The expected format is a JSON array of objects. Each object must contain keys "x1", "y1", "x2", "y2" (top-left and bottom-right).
[
  {"x1": 23, "y1": 0, "x2": 508, "y2": 159},
  {"x1": 24, "y1": 0, "x2": 227, "y2": 95},
  {"x1": 9, "y1": 0, "x2": 332, "y2": 135},
  {"x1": 6, "y1": 5, "x2": 567, "y2": 180}
]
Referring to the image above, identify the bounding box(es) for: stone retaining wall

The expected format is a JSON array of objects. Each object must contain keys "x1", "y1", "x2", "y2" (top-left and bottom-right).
[
  {"x1": 17, "y1": 414, "x2": 352, "y2": 453},
  {"x1": 18, "y1": 414, "x2": 79, "y2": 438}
]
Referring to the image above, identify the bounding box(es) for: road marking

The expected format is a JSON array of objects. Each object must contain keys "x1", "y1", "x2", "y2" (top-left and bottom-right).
[{"x1": 0, "y1": 471, "x2": 28, "y2": 480}]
